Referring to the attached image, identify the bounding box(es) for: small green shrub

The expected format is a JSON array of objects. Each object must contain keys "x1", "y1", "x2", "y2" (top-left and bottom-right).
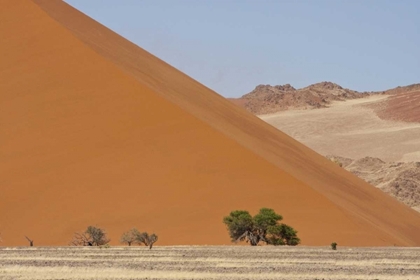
[
  {"x1": 331, "y1": 242, "x2": 337, "y2": 250},
  {"x1": 330, "y1": 158, "x2": 343, "y2": 167},
  {"x1": 99, "y1": 244, "x2": 111, "y2": 249}
]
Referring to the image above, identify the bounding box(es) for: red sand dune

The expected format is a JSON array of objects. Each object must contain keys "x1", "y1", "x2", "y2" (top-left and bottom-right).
[{"x1": 1, "y1": 0, "x2": 420, "y2": 246}]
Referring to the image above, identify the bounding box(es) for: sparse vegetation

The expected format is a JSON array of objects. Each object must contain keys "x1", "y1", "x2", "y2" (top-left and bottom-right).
[
  {"x1": 120, "y1": 228, "x2": 140, "y2": 246},
  {"x1": 120, "y1": 228, "x2": 158, "y2": 249},
  {"x1": 25, "y1": 236, "x2": 34, "y2": 247},
  {"x1": 223, "y1": 208, "x2": 300, "y2": 246},
  {"x1": 68, "y1": 226, "x2": 157, "y2": 248},
  {"x1": 135, "y1": 232, "x2": 158, "y2": 249},
  {"x1": 330, "y1": 157, "x2": 343, "y2": 167},
  {"x1": 99, "y1": 243, "x2": 111, "y2": 249},
  {"x1": 70, "y1": 226, "x2": 110, "y2": 246},
  {"x1": 2, "y1": 246, "x2": 419, "y2": 279},
  {"x1": 331, "y1": 242, "x2": 337, "y2": 250}
]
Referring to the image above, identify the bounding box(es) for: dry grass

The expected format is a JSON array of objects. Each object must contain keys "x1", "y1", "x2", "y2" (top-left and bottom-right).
[{"x1": 1, "y1": 246, "x2": 420, "y2": 279}]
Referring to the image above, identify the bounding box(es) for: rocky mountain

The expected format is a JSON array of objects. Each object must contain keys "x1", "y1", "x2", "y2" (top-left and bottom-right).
[
  {"x1": 230, "y1": 82, "x2": 366, "y2": 114},
  {"x1": 257, "y1": 88, "x2": 420, "y2": 213},
  {"x1": 328, "y1": 156, "x2": 420, "y2": 212},
  {"x1": 231, "y1": 82, "x2": 420, "y2": 115}
]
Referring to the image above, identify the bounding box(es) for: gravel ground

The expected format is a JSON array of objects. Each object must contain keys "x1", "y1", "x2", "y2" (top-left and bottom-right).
[{"x1": 1, "y1": 246, "x2": 419, "y2": 280}]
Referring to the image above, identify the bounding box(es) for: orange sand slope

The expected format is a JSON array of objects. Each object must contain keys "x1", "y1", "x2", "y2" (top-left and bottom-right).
[{"x1": 1, "y1": 0, "x2": 420, "y2": 246}]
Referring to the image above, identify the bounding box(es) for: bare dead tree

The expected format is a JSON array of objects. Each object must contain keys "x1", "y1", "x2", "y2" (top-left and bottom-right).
[
  {"x1": 147, "y1": 233, "x2": 158, "y2": 249},
  {"x1": 135, "y1": 232, "x2": 158, "y2": 249},
  {"x1": 25, "y1": 236, "x2": 34, "y2": 247},
  {"x1": 120, "y1": 228, "x2": 140, "y2": 246},
  {"x1": 86, "y1": 226, "x2": 110, "y2": 246},
  {"x1": 70, "y1": 226, "x2": 110, "y2": 246},
  {"x1": 69, "y1": 232, "x2": 93, "y2": 246}
]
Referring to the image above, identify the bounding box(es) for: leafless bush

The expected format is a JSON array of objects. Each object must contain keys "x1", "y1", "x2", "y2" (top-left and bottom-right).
[
  {"x1": 135, "y1": 232, "x2": 158, "y2": 249},
  {"x1": 70, "y1": 226, "x2": 110, "y2": 246},
  {"x1": 120, "y1": 228, "x2": 140, "y2": 246},
  {"x1": 25, "y1": 236, "x2": 34, "y2": 247},
  {"x1": 70, "y1": 232, "x2": 92, "y2": 246}
]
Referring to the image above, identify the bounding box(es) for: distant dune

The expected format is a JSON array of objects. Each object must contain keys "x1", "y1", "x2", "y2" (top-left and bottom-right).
[{"x1": 1, "y1": 0, "x2": 420, "y2": 247}]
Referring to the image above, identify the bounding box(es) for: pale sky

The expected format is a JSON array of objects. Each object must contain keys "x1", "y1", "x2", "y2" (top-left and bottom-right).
[{"x1": 65, "y1": 0, "x2": 420, "y2": 97}]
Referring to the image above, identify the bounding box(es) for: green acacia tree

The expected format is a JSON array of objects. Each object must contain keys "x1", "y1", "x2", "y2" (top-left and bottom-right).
[
  {"x1": 222, "y1": 210, "x2": 254, "y2": 241},
  {"x1": 223, "y1": 208, "x2": 300, "y2": 246}
]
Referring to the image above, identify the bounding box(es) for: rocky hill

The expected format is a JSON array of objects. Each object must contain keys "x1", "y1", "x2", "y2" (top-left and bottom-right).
[
  {"x1": 327, "y1": 156, "x2": 420, "y2": 212},
  {"x1": 231, "y1": 82, "x2": 420, "y2": 115},
  {"x1": 258, "y1": 91, "x2": 420, "y2": 213},
  {"x1": 230, "y1": 82, "x2": 367, "y2": 114}
]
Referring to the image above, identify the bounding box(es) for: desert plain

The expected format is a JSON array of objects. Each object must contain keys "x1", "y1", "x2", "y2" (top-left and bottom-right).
[{"x1": 1, "y1": 246, "x2": 420, "y2": 280}]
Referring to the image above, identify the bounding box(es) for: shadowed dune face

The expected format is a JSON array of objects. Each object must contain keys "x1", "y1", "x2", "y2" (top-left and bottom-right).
[{"x1": 1, "y1": 0, "x2": 420, "y2": 246}]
